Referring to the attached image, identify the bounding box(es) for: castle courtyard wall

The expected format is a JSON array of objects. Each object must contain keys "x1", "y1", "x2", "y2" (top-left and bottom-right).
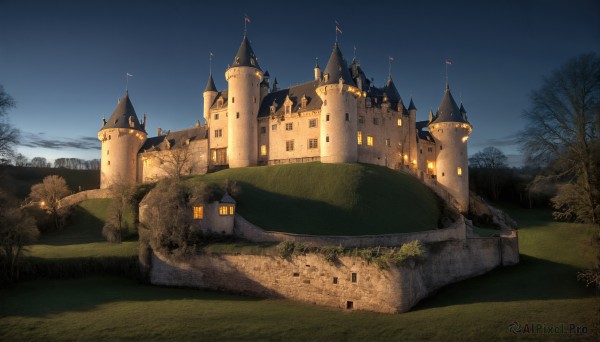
[{"x1": 149, "y1": 234, "x2": 518, "y2": 314}]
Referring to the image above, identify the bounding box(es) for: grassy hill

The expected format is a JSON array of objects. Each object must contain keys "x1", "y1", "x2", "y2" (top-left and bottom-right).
[
  {"x1": 185, "y1": 163, "x2": 442, "y2": 235},
  {"x1": 0, "y1": 165, "x2": 99, "y2": 198},
  {"x1": 1, "y1": 207, "x2": 597, "y2": 341}
]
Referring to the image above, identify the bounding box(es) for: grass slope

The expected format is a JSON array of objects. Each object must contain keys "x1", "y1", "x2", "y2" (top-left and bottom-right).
[
  {"x1": 0, "y1": 165, "x2": 99, "y2": 198},
  {"x1": 2, "y1": 207, "x2": 598, "y2": 341},
  {"x1": 27, "y1": 199, "x2": 137, "y2": 259},
  {"x1": 186, "y1": 162, "x2": 441, "y2": 235}
]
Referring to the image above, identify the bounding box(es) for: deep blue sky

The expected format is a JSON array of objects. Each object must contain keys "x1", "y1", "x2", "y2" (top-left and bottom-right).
[{"x1": 1, "y1": 0, "x2": 599, "y2": 166}]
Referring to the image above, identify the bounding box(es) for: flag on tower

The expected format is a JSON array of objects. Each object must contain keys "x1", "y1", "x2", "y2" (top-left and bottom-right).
[
  {"x1": 245, "y1": 15, "x2": 251, "y2": 23},
  {"x1": 335, "y1": 21, "x2": 342, "y2": 34},
  {"x1": 127, "y1": 73, "x2": 133, "y2": 77},
  {"x1": 389, "y1": 56, "x2": 394, "y2": 61},
  {"x1": 445, "y1": 59, "x2": 452, "y2": 65}
]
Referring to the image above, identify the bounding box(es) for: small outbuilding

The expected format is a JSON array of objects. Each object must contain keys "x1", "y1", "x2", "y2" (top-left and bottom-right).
[{"x1": 191, "y1": 193, "x2": 236, "y2": 235}]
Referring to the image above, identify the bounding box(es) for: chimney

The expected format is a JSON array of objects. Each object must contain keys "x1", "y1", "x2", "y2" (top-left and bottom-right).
[{"x1": 157, "y1": 127, "x2": 162, "y2": 136}]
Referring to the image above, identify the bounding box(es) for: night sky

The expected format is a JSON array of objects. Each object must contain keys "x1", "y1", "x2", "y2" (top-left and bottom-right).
[{"x1": 1, "y1": 0, "x2": 599, "y2": 166}]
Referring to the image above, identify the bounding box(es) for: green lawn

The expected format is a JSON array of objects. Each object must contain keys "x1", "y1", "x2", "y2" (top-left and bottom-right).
[
  {"x1": 1, "y1": 207, "x2": 598, "y2": 341},
  {"x1": 0, "y1": 165, "x2": 99, "y2": 198},
  {"x1": 186, "y1": 163, "x2": 442, "y2": 235}
]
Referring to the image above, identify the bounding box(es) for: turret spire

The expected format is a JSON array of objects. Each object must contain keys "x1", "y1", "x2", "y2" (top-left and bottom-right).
[
  {"x1": 320, "y1": 42, "x2": 355, "y2": 87},
  {"x1": 231, "y1": 34, "x2": 261, "y2": 70},
  {"x1": 204, "y1": 73, "x2": 217, "y2": 92}
]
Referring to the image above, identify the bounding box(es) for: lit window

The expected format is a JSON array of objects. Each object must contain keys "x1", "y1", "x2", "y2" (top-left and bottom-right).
[
  {"x1": 272, "y1": 124, "x2": 277, "y2": 131},
  {"x1": 193, "y1": 206, "x2": 204, "y2": 219},
  {"x1": 286, "y1": 140, "x2": 294, "y2": 151},
  {"x1": 219, "y1": 205, "x2": 228, "y2": 215},
  {"x1": 367, "y1": 136, "x2": 374, "y2": 146},
  {"x1": 308, "y1": 138, "x2": 318, "y2": 149},
  {"x1": 397, "y1": 118, "x2": 402, "y2": 126},
  {"x1": 309, "y1": 119, "x2": 317, "y2": 128},
  {"x1": 457, "y1": 167, "x2": 462, "y2": 176},
  {"x1": 285, "y1": 123, "x2": 293, "y2": 131},
  {"x1": 211, "y1": 150, "x2": 217, "y2": 162},
  {"x1": 260, "y1": 144, "x2": 267, "y2": 156},
  {"x1": 427, "y1": 161, "x2": 434, "y2": 170},
  {"x1": 229, "y1": 205, "x2": 235, "y2": 215},
  {"x1": 214, "y1": 114, "x2": 219, "y2": 120},
  {"x1": 214, "y1": 129, "x2": 223, "y2": 138},
  {"x1": 143, "y1": 159, "x2": 151, "y2": 166},
  {"x1": 357, "y1": 131, "x2": 362, "y2": 145},
  {"x1": 385, "y1": 139, "x2": 390, "y2": 147}
]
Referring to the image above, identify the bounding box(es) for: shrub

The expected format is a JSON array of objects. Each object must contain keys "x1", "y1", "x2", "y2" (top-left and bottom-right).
[
  {"x1": 389, "y1": 240, "x2": 427, "y2": 266},
  {"x1": 102, "y1": 223, "x2": 122, "y2": 243},
  {"x1": 277, "y1": 241, "x2": 295, "y2": 259},
  {"x1": 320, "y1": 245, "x2": 343, "y2": 263}
]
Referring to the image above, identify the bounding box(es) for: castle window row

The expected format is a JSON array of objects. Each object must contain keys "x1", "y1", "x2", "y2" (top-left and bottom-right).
[
  {"x1": 285, "y1": 123, "x2": 293, "y2": 131},
  {"x1": 219, "y1": 204, "x2": 235, "y2": 216},
  {"x1": 193, "y1": 206, "x2": 204, "y2": 219},
  {"x1": 214, "y1": 129, "x2": 223, "y2": 138},
  {"x1": 308, "y1": 138, "x2": 318, "y2": 149}
]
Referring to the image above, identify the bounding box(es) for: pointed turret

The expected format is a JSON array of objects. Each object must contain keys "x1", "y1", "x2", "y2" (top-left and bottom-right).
[
  {"x1": 314, "y1": 59, "x2": 322, "y2": 81},
  {"x1": 204, "y1": 73, "x2": 217, "y2": 92},
  {"x1": 230, "y1": 34, "x2": 261, "y2": 71},
  {"x1": 408, "y1": 98, "x2": 417, "y2": 111},
  {"x1": 272, "y1": 77, "x2": 279, "y2": 92},
  {"x1": 320, "y1": 43, "x2": 356, "y2": 87},
  {"x1": 225, "y1": 33, "x2": 264, "y2": 168},
  {"x1": 384, "y1": 76, "x2": 402, "y2": 106},
  {"x1": 101, "y1": 91, "x2": 146, "y2": 132},
  {"x1": 431, "y1": 83, "x2": 470, "y2": 124}
]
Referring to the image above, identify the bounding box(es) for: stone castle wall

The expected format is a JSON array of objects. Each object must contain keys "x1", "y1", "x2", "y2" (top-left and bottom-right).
[
  {"x1": 233, "y1": 214, "x2": 466, "y2": 247},
  {"x1": 58, "y1": 188, "x2": 111, "y2": 208},
  {"x1": 150, "y1": 234, "x2": 519, "y2": 314}
]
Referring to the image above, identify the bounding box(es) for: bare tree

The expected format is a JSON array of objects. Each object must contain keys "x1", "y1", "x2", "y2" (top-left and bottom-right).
[
  {"x1": 102, "y1": 181, "x2": 136, "y2": 243},
  {"x1": 0, "y1": 190, "x2": 39, "y2": 284},
  {"x1": 29, "y1": 175, "x2": 71, "y2": 229},
  {"x1": 0, "y1": 86, "x2": 19, "y2": 160},
  {"x1": 30, "y1": 157, "x2": 48, "y2": 168},
  {"x1": 520, "y1": 53, "x2": 600, "y2": 224},
  {"x1": 469, "y1": 147, "x2": 508, "y2": 169},
  {"x1": 157, "y1": 144, "x2": 192, "y2": 179},
  {"x1": 13, "y1": 153, "x2": 28, "y2": 167}
]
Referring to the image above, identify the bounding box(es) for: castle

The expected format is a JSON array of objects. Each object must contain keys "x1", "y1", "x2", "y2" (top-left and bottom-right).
[{"x1": 98, "y1": 33, "x2": 472, "y2": 211}]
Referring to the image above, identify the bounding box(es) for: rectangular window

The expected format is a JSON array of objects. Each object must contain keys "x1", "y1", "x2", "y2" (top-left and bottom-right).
[
  {"x1": 214, "y1": 114, "x2": 219, "y2": 120},
  {"x1": 345, "y1": 113, "x2": 349, "y2": 121},
  {"x1": 285, "y1": 123, "x2": 293, "y2": 131},
  {"x1": 333, "y1": 277, "x2": 338, "y2": 284},
  {"x1": 214, "y1": 129, "x2": 223, "y2": 138},
  {"x1": 346, "y1": 301, "x2": 354, "y2": 309},
  {"x1": 309, "y1": 119, "x2": 317, "y2": 128},
  {"x1": 228, "y1": 205, "x2": 235, "y2": 215},
  {"x1": 253, "y1": 96, "x2": 257, "y2": 103},
  {"x1": 308, "y1": 138, "x2": 318, "y2": 149},
  {"x1": 358, "y1": 116, "x2": 365, "y2": 124},
  {"x1": 219, "y1": 205, "x2": 228, "y2": 216},
  {"x1": 357, "y1": 131, "x2": 362, "y2": 145},
  {"x1": 232, "y1": 97, "x2": 235, "y2": 103},
  {"x1": 272, "y1": 124, "x2": 277, "y2": 131},
  {"x1": 385, "y1": 138, "x2": 390, "y2": 147},
  {"x1": 193, "y1": 206, "x2": 204, "y2": 219},
  {"x1": 260, "y1": 126, "x2": 266, "y2": 134},
  {"x1": 326, "y1": 114, "x2": 330, "y2": 122},
  {"x1": 286, "y1": 140, "x2": 294, "y2": 151},
  {"x1": 351, "y1": 273, "x2": 357, "y2": 283},
  {"x1": 373, "y1": 118, "x2": 379, "y2": 125},
  {"x1": 285, "y1": 106, "x2": 291, "y2": 114},
  {"x1": 457, "y1": 167, "x2": 462, "y2": 176},
  {"x1": 326, "y1": 136, "x2": 329, "y2": 142},
  {"x1": 236, "y1": 112, "x2": 240, "y2": 119},
  {"x1": 367, "y1": 136, "x2": 374, "y2": 146},
  {"x1": 143, "y1": 159, "x2": 151, "y2": 166},
  {"x1": 260, "y1": 144, "x2": 267, "y2": 156},
  {"x1": 397, "y1": 118, "x2": 402, "y2": 126}
]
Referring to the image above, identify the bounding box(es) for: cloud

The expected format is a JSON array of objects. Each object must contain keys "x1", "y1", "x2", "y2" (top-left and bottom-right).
[
  {"x1": 19, "y1": 132, "x2": 100, "y2": 150},
  {"x1": 473, "y1": 132, "x2": 520, "y2": 148}
]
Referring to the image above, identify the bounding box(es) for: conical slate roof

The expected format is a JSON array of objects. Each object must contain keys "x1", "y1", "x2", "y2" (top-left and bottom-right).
[
  {"x1": 231, "y1": 34, "x2": 261, "y2": 70},
  {"x1": 408, "y1": 97, "x2": 417, "y2": 111},
  {"x1": 101, "y1": 91, "x2": 145, "y2": 132},
  {"x1": 204, "y1": 73, "x2": 217, "y2": 92},
  {"x1": 431, "y1": 83, "x2": 470, "y2": 124},
  {"x1": 460, "y1": 103, "x2": 467, "y2": 114},
  {"x1": 320, "y1": 43, "x2": 356, "y2": 87},
  {"x1": 384, "y1": 76, "x2": 402, "y2": 105}
]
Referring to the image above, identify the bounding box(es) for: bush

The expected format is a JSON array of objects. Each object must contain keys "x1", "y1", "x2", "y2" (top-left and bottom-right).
[
  {"x1": 102, "y1": 223, "x2": 122, "y2": 243},
  {"x1": 389, "y1": 240, "x2": 427, "y2": 266},
  {"x1": 319, "y1": 245, "x2": 343, "y2": 263},
  {"x1": 277, "y1": 241, "x2": 295, "y2": 259}
]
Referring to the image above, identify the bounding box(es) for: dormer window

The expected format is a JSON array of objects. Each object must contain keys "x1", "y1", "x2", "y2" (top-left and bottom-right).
[
  {"x1": 285, "y1": 105, "x2": 291, "y2": 114},
  {"x1": 270, "y1": 105, "x2": 276, "y2": 114},
  {"x1": 128, "y1": 116, "x2": 135, "y2": 128},
  {"x1": 218, "y1": 99, "x2": 224, "y2": 108},
  {"x1": 324, "y1": 74, "x2": 329, "y2": 82},
  {"x1": 301, "y1": 95, "x2": 308, "y2": 108}
]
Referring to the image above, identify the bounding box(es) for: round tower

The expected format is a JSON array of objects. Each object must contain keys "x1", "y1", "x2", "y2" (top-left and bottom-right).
[
  {"x1": 316, "y1": 43, "x2": 360, "y2": 164},
  {"x1": 97, "y1": 91, "x2": 147, "y2": 188},
  {"x1": 225, "y1": 34, "x2": 263, "y2": 168},
  {"x1": 428, "y1": 83, "x2": 472, "y2": 212},
  {"x1": 203, "y1": 73, "x2": 218, "y2": 123}
]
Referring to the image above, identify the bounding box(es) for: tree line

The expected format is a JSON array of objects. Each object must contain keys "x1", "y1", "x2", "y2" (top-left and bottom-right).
[{"x1": 5, "y1": 154, "x2": 100, "y2": 170}]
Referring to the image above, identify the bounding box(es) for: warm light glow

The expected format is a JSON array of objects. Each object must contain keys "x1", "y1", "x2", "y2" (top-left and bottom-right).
[
  {"x1": 229, "y1": 205, "x2": 235, "y2": 215},
  {"x1": 367, "y1": 136, "x2": 374, "y2": 146},
  {"x1": 457, "y1": 167, "x2": 462, "y2": 176},
  {"x1": 403, "y1": 154, "x2": 408, "y2": 160},
  {"x1": 462, "y1": 136, "x2": 469, "y2": 143},
  {"x1": 427, "y1": 161, "x2": 434, "y2": 169},
  {"x1": 412, "y1": 159, "x2": 416, "y2": 165},
  {"x1": 40, "y1": 201, "x2": 45, "y2": 207},
  {"x1": 193, "y1": 206, "x2": 204, "y2": 219},
  {"x1": 397, "y1": 119, "x2": 402, "y2": 126},
  {"x1": 219, "y1": 205, "x2": 228, "y2": 215},
  {"x1": 260, "y1": 145, "x2": 267, "y2": 156},
  {"x1": 357, "y1": 131, "x2": 362, "y2": 145}
]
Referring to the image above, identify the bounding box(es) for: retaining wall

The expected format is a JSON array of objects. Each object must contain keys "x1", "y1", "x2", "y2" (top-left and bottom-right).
[{"x1": 58, "y1": 188, "x2": 111, "y2": 208}]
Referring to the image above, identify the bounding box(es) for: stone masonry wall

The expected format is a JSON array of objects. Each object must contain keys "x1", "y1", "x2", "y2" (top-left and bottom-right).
[
  {"x1": 233, "y1": 214, "x2": 466, "y2": 247},
  {"x1": 150, "y1": 234, "x2": 519, "y2": 314},
  {"x1": 58, "y1": 188, "x2": 111, "y2": 208}
]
